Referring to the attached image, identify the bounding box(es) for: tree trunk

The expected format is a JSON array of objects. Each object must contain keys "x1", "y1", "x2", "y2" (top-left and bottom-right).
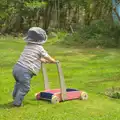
[{"x1": 43, "y1": 1, "x2": 54, "y2": 31}]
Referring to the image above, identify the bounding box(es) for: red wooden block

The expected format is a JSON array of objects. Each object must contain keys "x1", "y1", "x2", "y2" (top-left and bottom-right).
[{"x1": 36, "y1": 88, "x2": 88, "y2": 103}]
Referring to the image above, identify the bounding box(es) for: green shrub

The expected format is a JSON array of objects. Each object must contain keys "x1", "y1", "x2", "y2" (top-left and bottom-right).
[
  {"x1": 62, "y1": 20, "x2": 120, "y2": 48},
  {"x1": 105, "y1": 87, "x2": 120, "y2": 99}
]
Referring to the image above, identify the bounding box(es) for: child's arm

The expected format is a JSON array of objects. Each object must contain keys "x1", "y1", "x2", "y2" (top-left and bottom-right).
[
  {"x1": 43, "y1": 56, "x2": 56, "y2": 63},
  {"x1": 40, "y1": 57, "x2": 48, "y2": 63},
  {"x1": 39, "y1": 46, "x2": 56, "y2": 63},
  {"x1": 40, "y1": 56, "x2": 56, "y2": 63}
]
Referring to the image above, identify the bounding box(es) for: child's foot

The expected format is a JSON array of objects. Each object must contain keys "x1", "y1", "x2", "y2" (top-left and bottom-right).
[
  {"x1": 13, "y1": 100, "x2": 23, "y2": 107},
  {"x1": 12, "y1": 102, "x2": 23, "y2": 107},
  {"x1": 12, "y1": 104, "x2": 22, "y2": 107}
]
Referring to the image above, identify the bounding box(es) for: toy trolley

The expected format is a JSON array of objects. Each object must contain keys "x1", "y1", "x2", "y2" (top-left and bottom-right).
[{"x1": 35, "y1": 61, "x2": 88, "y2": 104}]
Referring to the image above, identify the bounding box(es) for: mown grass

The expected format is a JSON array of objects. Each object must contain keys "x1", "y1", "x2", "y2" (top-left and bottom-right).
[{"x1": 1, "y1": 36, "x2": 120, "y2": 120}]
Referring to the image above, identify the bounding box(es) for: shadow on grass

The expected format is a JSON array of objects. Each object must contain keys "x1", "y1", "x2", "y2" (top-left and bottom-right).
[
  {"x1": 24, "y1": 98, "x2": 50, "y2": 105},
  {"x1": 0, "y1": 99, "x2": 49, "y2": 109},
  {"x1": 0, "y1": 101, "x2": 38, "y2": 109},
  {"x1": 0, "y1": 102, "x2": 14, "y2": 109}
]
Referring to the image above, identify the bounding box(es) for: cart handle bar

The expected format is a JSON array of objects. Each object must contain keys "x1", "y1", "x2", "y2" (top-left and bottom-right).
[{"x1": 41, "y1": 61, "x2": 67, "y2": 101}]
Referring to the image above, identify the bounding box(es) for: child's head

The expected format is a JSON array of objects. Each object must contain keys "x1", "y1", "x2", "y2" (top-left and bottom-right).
[{"x1": 24, "y1": 27, "x2": 47, "y2": 44}]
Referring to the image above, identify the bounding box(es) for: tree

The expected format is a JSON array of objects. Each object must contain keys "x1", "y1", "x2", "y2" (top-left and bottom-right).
[{"x1": 0, "y1": 0, "x2": 113, "y2": 34}]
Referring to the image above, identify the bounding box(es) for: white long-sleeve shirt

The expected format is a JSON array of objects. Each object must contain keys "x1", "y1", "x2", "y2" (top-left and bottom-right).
[{"x1": 17, "y1": 43, "x2": 49, "y2": 75}]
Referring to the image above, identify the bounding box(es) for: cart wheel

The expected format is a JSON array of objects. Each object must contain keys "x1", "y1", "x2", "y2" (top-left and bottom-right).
[
  {"x1": 51, "y1": 95, "x2": 59, "y2": 104},
  {"x1": 80, "y1": 92, "x2": 88, "y2": 100},
  {"x1": 35, "y1": 93, "x2": 40, "y2": 100}
]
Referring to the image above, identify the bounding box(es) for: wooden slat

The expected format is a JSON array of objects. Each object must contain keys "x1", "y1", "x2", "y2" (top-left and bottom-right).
[
  {"x1": 41, "y1": 63, "x2": 49, "y2": 90},
  {"x1": 56, "y1": 62, "x2": 67, "y2": 101}
]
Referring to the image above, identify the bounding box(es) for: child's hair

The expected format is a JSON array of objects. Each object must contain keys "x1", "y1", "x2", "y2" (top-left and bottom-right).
[{"x1": 24, "y1": 27, "x2": 47, "y2": 44}]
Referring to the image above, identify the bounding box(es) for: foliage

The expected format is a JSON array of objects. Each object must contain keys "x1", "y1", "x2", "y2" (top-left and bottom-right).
[
  {"x1": 61, "y1": 20, "x2": 120, "y2": 48},
  {"x1": 1, "y1": 0, "x2": 119, "y2": 48},
  {"x1": 0, "y1": 0, "x2": 113, "y2": 34},
  {"x1": 105, "y1": 87, "x2": 120, "y2": 99}
]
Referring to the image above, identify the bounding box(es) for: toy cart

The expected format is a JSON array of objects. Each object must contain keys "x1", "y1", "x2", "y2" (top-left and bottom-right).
[{"x1": 35, "y1": 61, "x2": 88, "y2": 104}]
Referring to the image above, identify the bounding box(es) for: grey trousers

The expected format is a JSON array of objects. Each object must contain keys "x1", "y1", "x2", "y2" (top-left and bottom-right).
[{"x1": 12, "y1": 64, "x2": 34, "y2": 106}]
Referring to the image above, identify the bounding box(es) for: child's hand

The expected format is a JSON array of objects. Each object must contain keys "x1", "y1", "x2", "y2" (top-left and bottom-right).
[
  {"x1": 44, "y1": 56, "x2": 57, "y2": 63},
  {"x1": 40, "y1": 58, "x2": 48, "y2": 63},
  {"x1": 49, "y1": 58, "x2": 56, "y2": 63}
]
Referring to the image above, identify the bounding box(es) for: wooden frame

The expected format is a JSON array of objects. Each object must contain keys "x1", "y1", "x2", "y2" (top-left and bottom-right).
[{"x1": 41, "y1": 61, "x2": 67, "y2": 101}]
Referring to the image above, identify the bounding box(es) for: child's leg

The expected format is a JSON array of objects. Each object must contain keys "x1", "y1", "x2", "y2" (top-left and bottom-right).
[
  {"x1": 13, "y1": 74, "x2": 31, "y2": 106},
  {"x1": 13, "y1": 82, "x2": 19, "y2": 99},
  {"x1": 12, "y1": 64, "x2": 34, "y2": 106},
  {"x1": 12, "y1": 72, "x2": 20, "y2": 99}
]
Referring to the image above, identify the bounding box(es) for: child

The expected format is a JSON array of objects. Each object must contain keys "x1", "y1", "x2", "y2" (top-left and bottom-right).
[{"x1": 12, "y1": 27, "x2": 56, "y2": 107}]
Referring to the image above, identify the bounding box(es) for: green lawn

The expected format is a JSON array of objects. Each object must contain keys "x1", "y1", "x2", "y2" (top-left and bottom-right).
[{"x1": 1, "y1": 36, "x2": 120, "y2": 120}]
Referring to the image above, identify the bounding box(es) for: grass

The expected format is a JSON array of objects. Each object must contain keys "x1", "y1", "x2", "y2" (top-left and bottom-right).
[{"x1": 1, "y1": 36, "x2": 120, "y2": 120}]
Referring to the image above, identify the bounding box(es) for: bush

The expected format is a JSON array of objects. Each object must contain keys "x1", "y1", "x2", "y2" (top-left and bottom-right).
[
  {"x1": 61, "y1": 20, "x2": 120, "y2": 48},
  {"x1": 105, "y1": 87, "x2": 120, "y2": 99}
]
